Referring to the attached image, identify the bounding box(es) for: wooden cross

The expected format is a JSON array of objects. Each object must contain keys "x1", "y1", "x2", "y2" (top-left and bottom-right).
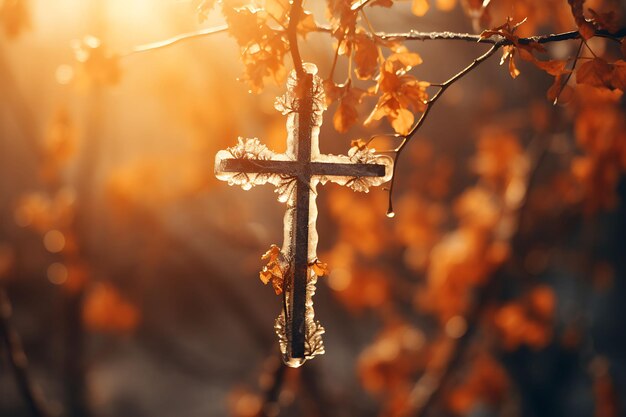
[{"x1": 215, "y1": 64, "x2": 392, "y2": 367}]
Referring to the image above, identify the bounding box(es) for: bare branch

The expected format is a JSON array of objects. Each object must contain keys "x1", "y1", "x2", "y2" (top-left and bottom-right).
[
  {"x1": 372, "y1": 28, "x2": 626, "y2": 44},
  {"x1": 552, "y1": 39, "x2": 584, "y2": 105}
]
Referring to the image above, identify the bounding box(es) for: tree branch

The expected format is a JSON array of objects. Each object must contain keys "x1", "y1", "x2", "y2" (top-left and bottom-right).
[
  {"x1": 374, "y1": 27, "x2": 626, "y2": 44},
  {"x1": 387, "y1": 43, "x2": 502, "y2": 214},
  {"x1": 286, "y1": 0, "x2": 304, "y2": 77}
]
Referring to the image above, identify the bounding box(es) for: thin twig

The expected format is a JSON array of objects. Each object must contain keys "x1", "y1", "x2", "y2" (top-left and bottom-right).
[
  {"x1": 553, "y1": 39, "x2": 584, "y2": 105},
  {"x1": 375, "y1": 27, "x2": 626, "y2": 44},
  {"x1": 120, "y1": 25, "x2": 229, "y2": 58},
  {"x1": 328, "y1": 28, "x2": 346, "y2": 81},
  {"x1": 386, "y1": 43, "x2": 502, "y2": 214},
  {"x1": 0, "y1": 289, "x2": 52, "y2": 417}
]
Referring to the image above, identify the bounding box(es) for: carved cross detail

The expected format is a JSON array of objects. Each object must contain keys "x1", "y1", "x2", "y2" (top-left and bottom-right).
[{"x1": 215, "y1": 64, "x2": 393, "y2": 367}]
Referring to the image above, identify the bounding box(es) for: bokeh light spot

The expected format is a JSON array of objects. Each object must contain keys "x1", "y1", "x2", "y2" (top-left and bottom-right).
[
  {"x1": 47, "y1": 262, "x2": 68, "y2": 285},
  {"x1": 44, "y1": 230, "x2": 66, "y2": 253}
]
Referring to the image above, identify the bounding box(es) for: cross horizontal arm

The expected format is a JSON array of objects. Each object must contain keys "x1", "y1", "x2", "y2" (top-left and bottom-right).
[{"x1": 218, "y1": 159, "x2": 387, "y2": 178}]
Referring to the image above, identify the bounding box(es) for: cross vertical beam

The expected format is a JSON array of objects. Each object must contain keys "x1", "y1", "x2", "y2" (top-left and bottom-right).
[
  {"x1": 214, "y1": 63, "x2": 393, "y2": 366},
  {"x1": 291, "y1": 73, "x2": 313, "y2": 358}
]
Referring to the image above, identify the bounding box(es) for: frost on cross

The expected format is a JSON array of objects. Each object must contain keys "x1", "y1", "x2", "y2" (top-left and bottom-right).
[{"x1": 215, "y1": 63, "x2": 393, "y2": 367}]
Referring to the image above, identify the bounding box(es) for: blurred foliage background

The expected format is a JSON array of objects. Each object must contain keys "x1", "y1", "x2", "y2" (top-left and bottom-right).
[{"x1": 0, "y1": 0, "x2": 625, "y2": 416}]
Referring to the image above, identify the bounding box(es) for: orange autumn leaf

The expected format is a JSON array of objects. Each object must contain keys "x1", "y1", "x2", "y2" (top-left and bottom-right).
[
  {"x1": 587, "y1": 8, "x2": 620, "y2": 34},
  {"x1": 310, "y1": 259, "x2": 329, "y2": 277},
  {"x1": 500, "y1": 45, "x2": 520, "y2": 79},
  {"x1": 324, "y1": 80, "x2": 367, "y2": 133},
  {"x1": 480, "y1": 16, "x2": 527, "y2": 44},
  {"x1": 577, "y1": 58, "x2": 613, "y2": 90},
  {"x1": 353, "y1": 32, "x2": 380, "y2": 80},
  {"x1": 297, "y1": 11, "x2": 318, "y2": 37},
  {"x1": 326, "y1": 0, "x2": 358, "y2": 32},
  {"x1": 260, "y1": 244, "x2": 285, "y2": 295},
  {"x1": 567, "y1": 0, "x2": 595, "y2": 40},
  {"x1": 333, "y1": 84, "x2": 366, "y2": 132},
  {"x1": 261, "y1": 243, "x2": 281, "y2": 263},
  {"x1": 365, "y1": 52, "x2": 428, "y2": 135},
  {"x1": 533, "y1": 59, "x2": 569, "y2": 77},
  {"x1": 222, "y1": 3, "x2": 288, "y2": 92}
]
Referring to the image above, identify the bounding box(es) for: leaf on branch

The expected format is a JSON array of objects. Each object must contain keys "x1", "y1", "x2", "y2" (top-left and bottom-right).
[
  {"x1": 353, "y1": 32, "x2": 380, "y2": 80},
  {"x1": 260, "y1": 244, "x2": 286, "y2": 295},
  {"x1": 577, "y1": 58, "x2": 614, "y2": 90},
  {"x1": 327, "y1": 0, "x2": 358, "y2": 34},
  {"x1": 241, "y1": 37, "x2": 288, "y2": 92},
  {"x1": 364, "y1": 51, "x2": 428, "y2": 135},
  {"x1": 531, "y1": 59, "x2": 569, "y2": 77},
  {"x1": 587, "y1": 8, "x2": 620, "y2": 34},
  {"x1": 486, "y1": 18, "x2": 572, "y2": 86},
  {"x1": 480, "y1": 16, "x2": 527, "y2": 43},
  {"x1": 325, "y1": 80, "x2": 367, "y2": 132},
  {"x1": 391, "y1": 108, "x2": 415, "y2": 134},
  {"x1": 223, "y1": 4, "x2": 289, "y2": 92},
  {"x1": 524, "y1": 55, "x2": 571, "y2": 102},
  {"x1": 500, "y1": 45, "x2": 520, "y2": 79},
  {"x1": 297, "y1": 11, "x2": 318, "y2": 38},
  {"x1": 412, "y1": 0, "x2": 429, "y2": 17},
  {"x1": 223, "y1": 3, "x2": 262, "y2": 46},
  {"x1": 567, "y1": 0, "x2": 595, "y2": 40}
]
